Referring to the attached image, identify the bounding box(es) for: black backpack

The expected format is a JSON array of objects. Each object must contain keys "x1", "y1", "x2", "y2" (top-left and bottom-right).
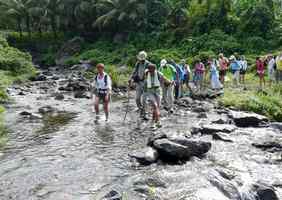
[{"x1": 133, "y1": 61, "x2": 149, "y2": 83}]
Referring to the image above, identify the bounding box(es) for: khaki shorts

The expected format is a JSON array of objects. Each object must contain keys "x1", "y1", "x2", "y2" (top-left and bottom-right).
[{"x1": 143, "y1": 92, "x2": 161, "y2": 107}]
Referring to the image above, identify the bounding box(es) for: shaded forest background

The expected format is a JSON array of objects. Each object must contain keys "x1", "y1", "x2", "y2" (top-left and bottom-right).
[{"x1": 0, "y1": 0, "x2": 281, "y2": 61}]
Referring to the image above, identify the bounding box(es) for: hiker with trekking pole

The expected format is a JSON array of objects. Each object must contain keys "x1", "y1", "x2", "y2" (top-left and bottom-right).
[
  {"x1": 143, "y1": 63, "x2": 171, "y2": 129},
  {"x1": 92, "y1": 63, "x2": 112, "y2": 123},
  {"x1": 128, "y1": 51, "x2": 150, "y2": 120}
]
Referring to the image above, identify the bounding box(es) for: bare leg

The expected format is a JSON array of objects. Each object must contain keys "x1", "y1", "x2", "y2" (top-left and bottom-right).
[
  {"x1": 95, "y1": 96, "x2": 100, "y2": 115},
  {"x1": 103, "y1": 95, "x2": 110, "y2": 120}
]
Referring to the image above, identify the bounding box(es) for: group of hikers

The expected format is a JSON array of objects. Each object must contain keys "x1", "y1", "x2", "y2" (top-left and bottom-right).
[{"x1": 92, "y1": 51, "x2": 282, "y2": 128}]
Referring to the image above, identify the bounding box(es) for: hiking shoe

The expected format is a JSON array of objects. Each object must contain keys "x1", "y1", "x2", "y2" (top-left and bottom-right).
[{"x1": 156, "y1": 121, "x2": 162, "y2": 128}]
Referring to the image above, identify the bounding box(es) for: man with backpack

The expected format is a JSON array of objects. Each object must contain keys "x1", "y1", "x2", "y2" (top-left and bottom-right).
[
  {"x1": 128, "y1": 51, "x2": 150, "y2": 119},
  {"x1": 93, "y1": 63, "x2": 112, "y2": 123}
]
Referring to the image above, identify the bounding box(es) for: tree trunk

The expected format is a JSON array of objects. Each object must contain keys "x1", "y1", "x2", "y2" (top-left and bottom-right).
[
  {"x1": 17, "y1": 18, "x2": 23, "y2": 38},
  {"x1": 26, "y1": 15, "x2": 31, "y2": 38},
  {"x1": 51, "y1": 15, "x2": 57, "y2": 39}
]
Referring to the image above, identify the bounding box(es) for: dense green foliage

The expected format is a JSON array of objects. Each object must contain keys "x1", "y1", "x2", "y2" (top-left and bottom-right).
[
  {"x1": 0, "y1": 0, "x2": 281, "y2": 49},
  {"x1": 0, "y1": 35, "x2": 36, "y2": 145}
]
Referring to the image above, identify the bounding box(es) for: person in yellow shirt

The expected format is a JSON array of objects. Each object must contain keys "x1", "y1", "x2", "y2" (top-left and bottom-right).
[{"x1": 275, "y1": 52, "x2": 282, "y2": 82}]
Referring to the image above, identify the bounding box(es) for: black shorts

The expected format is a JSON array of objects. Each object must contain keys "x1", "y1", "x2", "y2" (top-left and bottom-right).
[
  {"x1": 219, "y1": 70, "x2": 226, "y2": 76},
  {"x1": 240, "y1": 69, "x2": 246, "y2": 75},
  {"x1": 94, "y1": 89, "x2": 108, "y2": 103}
]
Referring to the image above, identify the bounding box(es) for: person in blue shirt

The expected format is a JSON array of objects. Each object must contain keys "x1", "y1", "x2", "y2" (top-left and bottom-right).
[
  {"x1": 168, "y1": 59, "x2": 183, "y2": 100},
  {"x1": 229, "y1": 55, "x2": 241, "y2": 86}
]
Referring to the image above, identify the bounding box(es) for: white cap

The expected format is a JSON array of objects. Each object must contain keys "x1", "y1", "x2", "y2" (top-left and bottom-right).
[
  {"x1": 137, "y1": 51, "x2": 147, "y2": 61},
  {"x1": 160, "y1": 59, "x2": 167, "y2": 67},
  {"x1": 229, "y1": 55, "x2": 235, "y2": 60}
]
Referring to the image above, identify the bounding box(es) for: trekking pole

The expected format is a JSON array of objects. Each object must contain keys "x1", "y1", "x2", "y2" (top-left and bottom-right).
[{"x1": 123, "y1": 85, "x2": 131, "y2": 123}]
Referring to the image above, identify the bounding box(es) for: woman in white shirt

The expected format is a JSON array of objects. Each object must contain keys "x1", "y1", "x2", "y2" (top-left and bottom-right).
[
  {"x1": 267, "y1": 55, "x2": 276, "y2": 86},
  {"x1": 93, "y1": 63, "x2": 112, "y2": 122},
  {"x1": 239, "y1": 55, "x2": 248, "y2": 85}
]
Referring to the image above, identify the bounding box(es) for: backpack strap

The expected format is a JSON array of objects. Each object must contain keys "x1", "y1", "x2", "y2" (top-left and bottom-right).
[{"x1": 95, "y1": 73, "x2": 108, "y2": 87}]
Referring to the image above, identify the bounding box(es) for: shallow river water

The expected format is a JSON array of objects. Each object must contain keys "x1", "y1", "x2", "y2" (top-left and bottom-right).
[{"x1": 0, "y1": 79, "x2": 282, "y2": 200}]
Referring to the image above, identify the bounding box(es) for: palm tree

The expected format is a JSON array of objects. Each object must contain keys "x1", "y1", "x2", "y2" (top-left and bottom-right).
[
  {"x1": 0, "y1": 0, "x2": 35, "y2": 37},
  {"x1": 94, "y1": 0, "x2": 147, "y2": 33},
  {"x1": 44, "y1": 0, "x2": 64, "y2": 38}
]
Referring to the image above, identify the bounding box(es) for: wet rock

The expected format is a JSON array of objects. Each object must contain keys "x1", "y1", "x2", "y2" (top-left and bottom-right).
[
  {"x1": 212, "y1": 118, "x2": 230, "y2": 124},
  {"x1": 74, "y1": 91, "x2": 91, "y2": 99},
  {"x1": 29, "y1": 113, "x2": 43, "y2": 120},
  {"x1": 197, "y1": 112, "x2": 208, "y2": 118},
  {"x1": 147, "y1": 132, "x2": 167, "y2": 147},
  {"x1": 212, "y1": 132, "x2": 233, "y2": 143},
  {"x1": 153, "y1": 138, "x2": 211, "y2": 161},
  {"x1": 200, "y1": 124, "x2": 236, "y2": 135},
  {"x1": 67, "y1": 80, "x2": 89, "y2": 91},
  {"x1": 54, "y1": 93, "x2": 64, "y2": 100},
  {"x1": 51, "y1": 75, "x2": 60, "y2": 80},
  {"x1": 191, "y1": 125, "x2": 202, "y2": 135},
  {"x1": 18, "y1": 91, "x2": 26, "y2": 95},
  {"x1": 19, "y1": 111, "x2": 42, "y2": 120},
  {"x1": 270, "y1": 122, "x2": 282, "y2": 131},
  {"x1": 208, "y1": 170, "x2": 241, "y2": 200},
  {"x1": 242, "y1": 183, "x2": 279, "y2": 200},
  {"x1": 19, "y1": 111, "x2": 32, "y2": 116},
  {"x1": 182, "y1": 97, "x2": 194, "y2": 104},
  {"x1": 38, "y1": 106, "x2": 56, "y2": 114},
  {"x1": 229, "y1": 111, "x2": 268, "y2": 127},
  {"x1": 42, "y1": 71, "x2": 53, "y2": 76},
  {"x1": 129, "y1": 147, "x2": 159, "y2": 165},
  {"x1": 102, "y1": 190, "x2": 122, "y2": 200},
  {"x1": 252, "y1": 141, "x2": 282, "y2": 152},
  {"x1": 192, "y1": 106, "x2": 207, "y2": 113},
  {"x1": 30, "y1": 74, "x2": 47, "y2": 82}
]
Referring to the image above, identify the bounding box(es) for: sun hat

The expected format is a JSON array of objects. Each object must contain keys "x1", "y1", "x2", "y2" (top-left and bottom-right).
[
  {"x1": 137, "y1": 51, "x2": 147, "y2": 61},
  {"x1": 160, "y1": 59, "x2": 167, "y2": 67},
  {"x1": 229, "y1": 55, "x2": 235, "y2": 60}
]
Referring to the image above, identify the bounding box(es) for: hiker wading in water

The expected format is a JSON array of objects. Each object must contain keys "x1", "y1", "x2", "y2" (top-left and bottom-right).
[
  {"x1": 129, "y1": 51, "x2": 150, "y2": 119},
  {"x1": 159, "y1": 59, "x2": 176, "y2": 113},
  {"x1": 143, "y1": 63, "x2": 170, "y2": 128},
  {"x1": 93, "y1": 63, "x2": 112, "y2": 123}
]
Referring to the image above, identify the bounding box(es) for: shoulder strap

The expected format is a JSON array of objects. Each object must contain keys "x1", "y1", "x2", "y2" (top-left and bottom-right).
[
  {"x1": 104, "y1": 74, "x2": 108, "y2": 86},
  {"x1": 95, "y1": 73, "x2": 108, "y2": 86}
]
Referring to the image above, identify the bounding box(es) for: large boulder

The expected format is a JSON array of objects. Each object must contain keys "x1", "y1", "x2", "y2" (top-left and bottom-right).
[
  {"x1": 229, "y1": 111, "x2": 268, "y2": 127},
  {"x1": 55, "y1": 37, "x2": 84, "y2": 66},
  {"x1": 153, "y1": 138, "x2": 211, "y2": 161}
]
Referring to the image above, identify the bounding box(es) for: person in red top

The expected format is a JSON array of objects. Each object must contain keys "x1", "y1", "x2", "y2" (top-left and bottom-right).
[
  {"x1": 218, "y1": 53, "x2": 229, "y2": 84},
  {"x1": 256, "y1": 57, "x2": 265, "y2": 89}
]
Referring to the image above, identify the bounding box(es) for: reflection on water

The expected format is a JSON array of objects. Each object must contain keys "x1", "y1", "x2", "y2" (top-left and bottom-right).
[
  {"x1": 95, "y1": 125, "x2": 115, "y2": 144},
  {"x1": 36, "y1": 112, "x2": 77, "y2": 135}
]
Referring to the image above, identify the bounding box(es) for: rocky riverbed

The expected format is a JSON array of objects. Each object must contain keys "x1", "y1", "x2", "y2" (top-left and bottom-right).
[{"x1": 0, "y1": 68, "x2": 282, "y2": 200}]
